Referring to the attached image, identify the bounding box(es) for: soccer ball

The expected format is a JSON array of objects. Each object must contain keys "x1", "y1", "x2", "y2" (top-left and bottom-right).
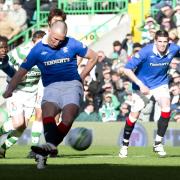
[{"x1": 67, "y1": 127, "x2": 92, "y2": 151}]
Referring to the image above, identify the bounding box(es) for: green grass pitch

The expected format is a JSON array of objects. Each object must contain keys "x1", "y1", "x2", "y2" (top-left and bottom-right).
[{"x1": 0, "y1": 145, "x2": 180, "y2": 180}]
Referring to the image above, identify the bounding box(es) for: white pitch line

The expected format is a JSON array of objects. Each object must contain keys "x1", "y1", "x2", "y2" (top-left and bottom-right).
[{"x1": 85, "y1": 155, "x2": 149, "y2": 158}]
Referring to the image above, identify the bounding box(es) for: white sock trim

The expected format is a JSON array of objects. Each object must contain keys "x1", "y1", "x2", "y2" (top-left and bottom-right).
[
  {"x1": 32, "y1": 121, "x2": 43, "y2": 133},
  {"x1": 155, "y1": 134, "x2": 163, "y2": 142}
]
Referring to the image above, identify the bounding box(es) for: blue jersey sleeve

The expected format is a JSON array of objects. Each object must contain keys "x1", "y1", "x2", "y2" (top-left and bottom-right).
[
  {"x1": 73, "y1": 39, "x2": 88, "y2": 57},
  {"x1": 20, "y1": 46, "x2": 38, "y2": 71},
  {"x1": 125, "y1": 47, "x2": 147, "y2": 70}
]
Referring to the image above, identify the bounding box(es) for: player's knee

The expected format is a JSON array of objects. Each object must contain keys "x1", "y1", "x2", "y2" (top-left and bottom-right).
[
  {"x1": 129, "y1": 113, "x2": 139, "y2": 122},
  {"x1": 12, "y1": 118, "x2": 26, "y2": 130},
  {"x1": 161, "y1": 107, "x2": 170, "y2": 114}
]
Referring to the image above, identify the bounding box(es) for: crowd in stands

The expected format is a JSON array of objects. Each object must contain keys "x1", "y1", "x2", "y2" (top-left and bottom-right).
[
  {"x1": 0, "y1": 0, "x2": 179, "y2": 123},
  {"x1": 75, "y1": 1, "x2": 180, "y2": 123}
]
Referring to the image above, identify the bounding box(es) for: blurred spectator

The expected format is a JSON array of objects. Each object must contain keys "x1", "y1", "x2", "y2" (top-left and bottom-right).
[
  {"x1": 95, "y1": 50, "x2": 112, "y2": 82},
  {"x1": 160, "y1": 17, "x2": 174, "y2": 32},
  {"x1": 141, "y1": 16, "x2": 159, "y2": 45},
  {"x1": 169, "y1": 58, "x2": 180, "y2": 76},
  {"x1": 172, "y1": 71, "x2": 180, "y2": 84},
  {"x1": 0, "y1": 0, "x2": 8, "y2": 10},
  {"x1": 174, "y1": 4, "x2": 180, "y2": 27},
  {"x1": 111, "y1": 71, "x2": 124, "y2": 95},
  {"x1": 102, "y1": 68, "x2": 112, "y2": 85},
  {"x1": 99, "y1": 93, "x2": 120, "y2": 122},
  {"x1": 170, "y1": 83, "x2": 180, "y2": 105},
  {"x1": 76, "y1": 102, "x2": 101, "y2": 122},
  {"x1": 169, "y1": 28, "x2": 180, "y2": 44},
  {"x1": 22, "y1": 0, "x2": 36, "y2": 26},
  {"x1": 173, "y1": 4, "x2": 180, "y2": 40},
  {"x1": 40, "y1": 0, "x2": 58, "y2": 11},
  {"x1": 173, "y1": 112, "x2": 180, "y2": 122},
  {"x1": 0, "y1": 10, "x2": 20, "y2": 39},
  {"x1": 8, "y1": 0, "x2": 27, "y2": 30},
  {"x1": 155, "y1": 4, "x2": 174, "y2": 25},
  {"x1": 109, "y1": 40, "x2": 128, "y2": 66},
  {"x1": 117, "y1": 102, "x2": 130, "y2": 121},
  {"x1": 121, "y1": 33, "x2": 134, "y2": 59},
  {"x1": 116, "y1": 78, "x2": 132, "y2": 104}
]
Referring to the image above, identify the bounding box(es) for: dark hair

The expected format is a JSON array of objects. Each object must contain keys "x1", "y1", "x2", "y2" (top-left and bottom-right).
[
  {"x1": 48, "y1": 8, "x2": 66, "y2": 25},
  {"x1": 133, "y1": 42, "x2": 142, "y2": 49},
  {"x1": 155, "y1": 30, "x2": 169, "y2": 40},
  {"x1": 113, "y1": 40, "x2": 121, "y2": 47},
  {"x1": 0, "y1": 36, "x2": 8, "y2": 43},
  {"x1": 126, "y1": 33, "x2": 132, "y2": 36},
  {"x1": 32, "y1": 30, "x2": 46, "y2": 43},
  {"x1": 0, "y1": 0, "x2": 5, "y2": 3}
]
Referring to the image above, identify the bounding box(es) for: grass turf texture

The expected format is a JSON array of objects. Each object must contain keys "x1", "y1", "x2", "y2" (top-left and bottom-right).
[{"x1": 0, "y1": 145, "x2": 180, "y2": 180}]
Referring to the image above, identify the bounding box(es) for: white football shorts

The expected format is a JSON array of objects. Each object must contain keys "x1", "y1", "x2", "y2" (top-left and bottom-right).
[
  {"x1": 131, "y1": 84, "x2": 170, "y2": 112},
  {"x1": 7, "y1": 90, "x2": 37, "y2": 119}
]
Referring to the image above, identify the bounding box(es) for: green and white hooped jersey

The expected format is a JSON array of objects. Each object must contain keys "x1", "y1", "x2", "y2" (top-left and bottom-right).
[{"x1": 8, "y1": 42, "x2": 41, "y2": 92}]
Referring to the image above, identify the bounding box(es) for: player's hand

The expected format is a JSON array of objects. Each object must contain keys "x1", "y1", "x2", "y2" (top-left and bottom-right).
[
  {"x1": 2, "y1": 86, "x2": 13, "y2": 98},
  {"x1": 139, "y1": 84, "x2": 150, "y2": 95}
]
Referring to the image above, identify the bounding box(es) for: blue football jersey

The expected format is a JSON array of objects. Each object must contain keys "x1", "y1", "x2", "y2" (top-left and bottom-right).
[
  {"x1": 125, "y1": 43, "x2": 180, "y2": 90},
  {"x1": 21, "y1": 37, "x2": 88, "y2": 86}
]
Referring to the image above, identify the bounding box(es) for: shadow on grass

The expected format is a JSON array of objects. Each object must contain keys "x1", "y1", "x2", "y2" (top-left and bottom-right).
[{"x1": 0, "y1": 164, "x2": 180, "y2": 180}]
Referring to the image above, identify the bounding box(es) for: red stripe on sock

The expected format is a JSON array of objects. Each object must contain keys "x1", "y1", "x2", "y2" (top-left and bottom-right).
[
  {"x1": 161, "y1": 112, "x2": 171, "y2": 118},
  {"x1": 126, "y1": 117, "x2": 135, "y2": 127},
  {"x1": 43, "y1": 117, "x2": 56, "y2": 124},
  {"x1": 58, "y1": 122, "x2": 71, "y2": 135}
]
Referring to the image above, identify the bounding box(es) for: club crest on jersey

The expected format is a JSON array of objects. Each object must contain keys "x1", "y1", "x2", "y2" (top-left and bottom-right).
[
  {"x1": 41, "y1": 51, "x2": 48, "y2": 55},
  {"x1": 63, "y1": 47, "x2": 68, "y2": 53},
  {"x1": 134, "y1": 52, "x2": 140, "y2": 59},
  {"x1": 167, "y1": 54, "x2": 173, "y2": 59},
  {"x1": 83, "y1": 44, "x2": 87, "y2": 49}
]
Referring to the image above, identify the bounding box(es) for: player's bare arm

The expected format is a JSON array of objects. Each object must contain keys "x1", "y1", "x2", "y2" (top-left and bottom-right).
[
  {"x1": 123, "y1": 68, "x2": 150, "y2": 95},
  {"x1": 3, "y1": 67, "x2": 28, "y2": 98},
  {"x1": 80, "y1": 48, "x2": 98, "y2": 81}
]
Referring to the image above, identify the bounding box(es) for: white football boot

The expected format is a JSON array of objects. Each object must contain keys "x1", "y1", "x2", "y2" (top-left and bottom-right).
[
  {"x1": 119, "y1": 145, "x2": 128, "y2": 158},
  {"x1": 153, "y1": 143, "x2": 166, "y2": 157}
]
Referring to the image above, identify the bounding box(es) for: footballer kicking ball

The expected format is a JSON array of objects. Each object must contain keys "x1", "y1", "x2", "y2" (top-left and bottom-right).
[{"x1": 67, "y1": 127, "x2": 92, "y2": 151}]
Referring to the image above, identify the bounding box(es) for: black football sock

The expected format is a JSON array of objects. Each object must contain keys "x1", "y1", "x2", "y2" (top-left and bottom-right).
[
  {"x1": 157, "y1": 111, "x2": 170, "y2": 138},
  {"x1": 122, "y1": 117, "x2": 136, "y2": 146},
  {"x1": 43, "y1": 117, "x2": 60, "y2": 146},
  {"x1": 57, "y1": 122, "x2": 71, "y2": 145}
]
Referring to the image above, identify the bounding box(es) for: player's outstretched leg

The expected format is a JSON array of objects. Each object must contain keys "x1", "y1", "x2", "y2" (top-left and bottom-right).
[
  {"x1": 31, "y1": 142, "x2": 57, "y2": 169},
  {"x1": 0, "y1": 120, "x2": 15, "y2": 136},
  {"x1": 153, "y1": 111, "x2": 170, "y2": 157},
  {"x1": 27, "y1": 121, "x2": 43, "y2": 159},
  {"x1": 0, "y1": 130, "x2": 21, "y2": 158},
  {"x1": 31, "y1": 116, "x2": 59, "y2": 169},
  {"x1": 119, "y1": 115, "x2": 136, "y2": 158}
]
